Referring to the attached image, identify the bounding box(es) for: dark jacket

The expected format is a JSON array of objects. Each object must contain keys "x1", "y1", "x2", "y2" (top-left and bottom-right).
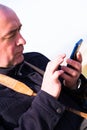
[{"x1": 0, "y1": 52, "x2": 86, "y2": 130}]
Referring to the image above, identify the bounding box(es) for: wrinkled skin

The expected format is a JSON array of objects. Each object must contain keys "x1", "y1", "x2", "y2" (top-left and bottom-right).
[{"x1": 0, "y1": 5, "x2": 26, "y2": 67}]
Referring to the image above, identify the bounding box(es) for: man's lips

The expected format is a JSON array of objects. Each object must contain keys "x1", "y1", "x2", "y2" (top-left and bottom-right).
[
  {"x1": 17, "y1": 46, "x2": 24, "y2": 53},
  {"x1": 15, "y1": 46, "x2": 24, "y2": 56}
]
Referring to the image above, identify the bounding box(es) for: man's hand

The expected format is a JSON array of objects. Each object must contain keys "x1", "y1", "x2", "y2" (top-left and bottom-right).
[
  {"x1": 41, "y1": 54, "x2": 65, "y2": 99},
  {"x1": 61, "y1": 52, "x2": 82, "y2": 89}
]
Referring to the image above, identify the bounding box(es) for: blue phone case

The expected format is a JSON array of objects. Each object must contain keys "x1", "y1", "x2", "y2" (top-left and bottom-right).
[{"x1": 70, "y1": 39, "x2": 83, "y2": 60}]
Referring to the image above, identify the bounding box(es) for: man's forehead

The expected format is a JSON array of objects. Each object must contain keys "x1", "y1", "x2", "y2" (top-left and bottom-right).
[
  {"x1": 0, "y1": 4, "x2": 22, "y2": 38},
  {"x1": 0, "y1": 11, "x2": 21, "y2": 36},
  {"x1": 0, "y1": 16, "x2": 21, "y2": 37},
  {"x1": 0, "y1": 4, "x2": 20, "y2": 25},
  {"x1": 0, "y1": 4, "x2": 15, "y2": 15}
]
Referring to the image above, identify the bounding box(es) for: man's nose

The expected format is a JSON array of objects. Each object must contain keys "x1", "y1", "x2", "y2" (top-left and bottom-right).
[{"x1": 16, "y1": 33, "x2": 26, "y2": 46}]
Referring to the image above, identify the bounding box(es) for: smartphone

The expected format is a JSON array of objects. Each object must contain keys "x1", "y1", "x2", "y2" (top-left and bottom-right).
[
  {"x1": 67, "y1": 39, "x2": 83, "y2": 67},
  {"x1": 69, "y1": 39, "x2": 83, "y2": 60},
  {"x1": 78, "y1": 40, "x2": 87, "y2": 78}
]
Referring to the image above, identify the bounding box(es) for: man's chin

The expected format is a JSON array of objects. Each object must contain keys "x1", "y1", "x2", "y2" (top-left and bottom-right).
[{"x1": 14, "y1": 55, "x2": 24, "y2": 65}]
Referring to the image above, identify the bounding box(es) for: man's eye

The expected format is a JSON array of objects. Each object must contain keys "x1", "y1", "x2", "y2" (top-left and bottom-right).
[
  {"x1": 9, "y1": 33, "x2": 16, "y2": 38},
  {"x1": 5, "y1": 32, "x2": 17, "y2": 39}
]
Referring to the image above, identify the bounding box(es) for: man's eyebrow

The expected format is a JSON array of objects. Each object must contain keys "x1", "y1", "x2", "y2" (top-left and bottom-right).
[{"x1": 3, "y1": 25, "x2": 22, "y2": 37}]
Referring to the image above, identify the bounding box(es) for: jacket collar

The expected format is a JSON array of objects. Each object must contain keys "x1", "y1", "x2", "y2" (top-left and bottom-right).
[{"x1": 0, "y1": 61, "x2": 24, "y2": 76}]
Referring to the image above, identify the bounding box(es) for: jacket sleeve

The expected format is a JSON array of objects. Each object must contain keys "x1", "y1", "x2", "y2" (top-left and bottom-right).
[
  {"x1": 62, "y1": 74, "x2": 87, "y2": 110},
  {"x1": 14, "y1": 90, "x2": 65, "y2": 130}
]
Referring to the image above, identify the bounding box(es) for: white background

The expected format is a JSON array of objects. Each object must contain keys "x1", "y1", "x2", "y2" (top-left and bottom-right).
[{"x1": 0, "y1": 0, "x2": 87, "y2": 60}]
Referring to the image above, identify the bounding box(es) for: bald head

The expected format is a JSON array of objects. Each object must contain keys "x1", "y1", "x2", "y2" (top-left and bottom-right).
[
  {"x1": 0, "y1": 4, "x2": 18, "y2": 20},
  {"x1": 0, "y1": 4, "x2": 25, "y2": 67},
  {"x1": 0, "y1": 4, "x2": 14, "y2": 14},
  {"x1": 0, "y1": 4, "x2": 21, "y2": 37}
]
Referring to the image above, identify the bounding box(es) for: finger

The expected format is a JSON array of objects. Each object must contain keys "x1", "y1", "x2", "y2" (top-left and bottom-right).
[
  {"x1": 46, "y1": 54, "x2": 66, "y2": 74},
  {"x1": 66, "y1": 58, "x2": 82, "y2": 71},
  {"x1": 61, "y1": 71, "x2": 71, "y2": 81},
  {"x1": 76, "y1": 51, "x2": 82, "y2": 63},
  {"x1": 53, "y1": 70, "x2": 64, "y2": 80},
  {"x1": 61, "y1": 65, "x2": 81, "y2": 78}
]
